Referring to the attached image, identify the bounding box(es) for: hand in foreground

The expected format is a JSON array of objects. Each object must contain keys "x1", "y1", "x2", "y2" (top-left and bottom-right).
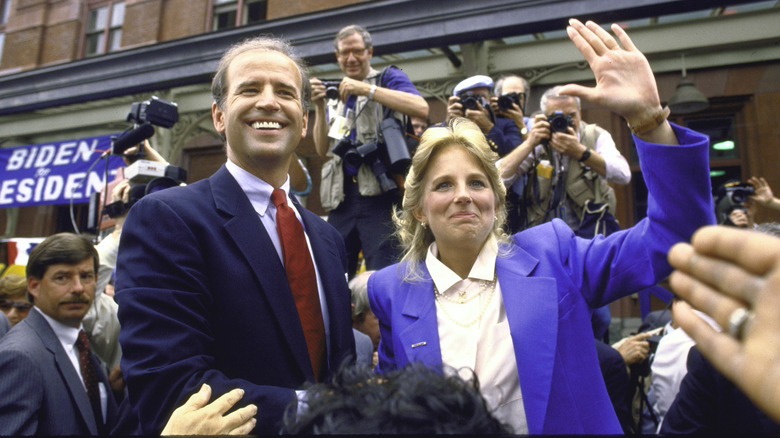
[
  {"x1": 667, "y1": 225, "x2": 780, "y2": 424},
  {"x1": 613, "y1": 332, "x2": 652, "y2": 365},
  {"x1": 559, "y1": 19, "x2": 673, "y2": 144},
  {"x1": 161, "y1": 384, "x2": 257, "y2": 435}
]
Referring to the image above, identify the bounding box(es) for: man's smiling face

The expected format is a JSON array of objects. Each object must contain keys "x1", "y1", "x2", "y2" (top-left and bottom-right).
[{"x1": 212, "y1": 49, "x2": 308, "y2": 178}]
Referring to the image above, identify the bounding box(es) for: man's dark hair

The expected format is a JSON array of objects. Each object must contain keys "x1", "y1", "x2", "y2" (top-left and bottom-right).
[
  {"x1": 26, "y1": 233, "x2": 99, "y2": 280},
  {"x1": 283, "y1": 363, "x2": 511, "y2": 435}
]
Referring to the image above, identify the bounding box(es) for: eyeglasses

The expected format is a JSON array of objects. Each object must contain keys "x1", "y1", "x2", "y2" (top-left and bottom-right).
[
  {"x1": 0, "y1": 299, "x2": 32, "y2": 312},
  {"x1": 337, "y1": 47, "x2": 367, "y2": 58}
]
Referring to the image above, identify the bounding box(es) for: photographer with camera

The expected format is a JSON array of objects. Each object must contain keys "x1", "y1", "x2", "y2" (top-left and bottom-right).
[
  {"x1": 445, "y1": 75, "x2": 523, "y2": 157},
  {"x1": 717, "y1": 177, "x2": 780, "y2": 229},
  {"x1": 492, "y1": 74, "x2": 533, "y2": 142},
  {"x1": 497, "y1": 85, "x2": 631, "y2": 234},
  {"x1": 310, "y1": 24, "x2": 428, "y2": 277}
]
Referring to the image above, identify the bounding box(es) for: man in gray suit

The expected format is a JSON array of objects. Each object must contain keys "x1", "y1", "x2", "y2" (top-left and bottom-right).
[{"x1": 0, "y1": 233, "x2": 118, "y2": 435}]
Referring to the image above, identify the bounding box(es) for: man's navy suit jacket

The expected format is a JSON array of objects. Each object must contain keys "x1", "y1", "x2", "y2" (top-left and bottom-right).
[
  {"x1": 0, "y1": 308, "x2": 118, "y2": 435},
  {"x1": 661, "y1": 347, "x2": 780, "y2": 434},
  {"x1": 116, "y1": 164, "x2": 356, "y2": 435}
]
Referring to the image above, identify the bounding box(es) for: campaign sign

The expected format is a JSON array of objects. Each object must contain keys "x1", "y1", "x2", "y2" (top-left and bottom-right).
[{"x1": 0, "y1": 134, "x2": 126, "y2": 208}]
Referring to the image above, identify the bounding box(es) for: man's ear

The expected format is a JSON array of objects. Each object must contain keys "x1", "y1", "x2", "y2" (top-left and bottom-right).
[
  {"x1": 212, "y1": 102, "x2": 225, "y2": 135},
  {"x1": 300, "y1": 111, "x2": 309, "y2": 140},
  {"x1": 27, "y1": 276, "x2": 40, "y2": 302}
]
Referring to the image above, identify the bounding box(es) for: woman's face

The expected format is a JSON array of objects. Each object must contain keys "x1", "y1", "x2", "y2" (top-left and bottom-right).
[
  {"x1": 0, "y1": 297, "x2": 32, "y2": 327},
  {"x1": 415, "y1": 143, "x2": 496, "y2": 255}
]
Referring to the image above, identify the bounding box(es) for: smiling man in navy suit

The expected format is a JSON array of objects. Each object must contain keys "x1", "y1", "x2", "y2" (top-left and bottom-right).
[
  {"x1": 115, "y1": 37, "x2": 355, "y2": 435},
  {"x1": 0, "y1": 233, "x2": 119, "y2": 435}
]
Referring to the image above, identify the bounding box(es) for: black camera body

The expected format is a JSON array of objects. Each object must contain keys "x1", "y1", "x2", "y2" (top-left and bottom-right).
[
  {"x1": 102, "y1": 161, "x2": 187, "y2": 218},
  {"x1": 331, "y1": 130, "x2": 402, "y2": 194},
  {"x1": 547, "y1": 111, "x2": 573, "y2": 133},
  {"x1": 458, "y1": 91, "x2": 488, "y2": 111},
  {"x1": 716, "y1": 181, "x2": 756, "y2": 225},
  {"x1": 320, "y1": 79, "x2": 342, "y2": 100},
  {"x1": 497, "y1": 92, "x2": 522, "y2": 112},
  {"x1": 630, "y1": 334, "x2": 663, "y2": 378},
  {"x1": 127, "y1": 96, "x2": 179, "y2": 128}
]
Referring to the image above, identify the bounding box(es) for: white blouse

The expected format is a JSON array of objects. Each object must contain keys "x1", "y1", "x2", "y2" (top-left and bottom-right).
[{"x1": 425, "y1": 237, "x2": 528, "y2": 434}]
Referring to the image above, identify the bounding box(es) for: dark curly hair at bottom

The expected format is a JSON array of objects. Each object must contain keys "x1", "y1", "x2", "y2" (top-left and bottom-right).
[{"x1": 282, "y1": 362, "x2": 512, "y2": 435}]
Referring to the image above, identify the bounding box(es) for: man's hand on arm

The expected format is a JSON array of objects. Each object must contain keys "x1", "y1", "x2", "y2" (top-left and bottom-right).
[{"x1": 162, "y1": 384, "x2": 257, "y2": 436}]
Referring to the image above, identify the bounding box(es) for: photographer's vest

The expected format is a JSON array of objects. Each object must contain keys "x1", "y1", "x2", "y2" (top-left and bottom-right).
[
  {"x1": 522, "y1": 121, "x2": 617, "y2": 229},
  {"x1": 319, "y1": 67, "x2": 406, "y2": 211}
]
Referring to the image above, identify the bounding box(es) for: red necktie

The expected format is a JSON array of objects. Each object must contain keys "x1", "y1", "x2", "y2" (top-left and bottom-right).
[
  {"x1": 271, "y1": 188, "x2": 326, "y2": 381},
  {"x1": 76, "y1": 329, "x2": 103, "y2": 427}
]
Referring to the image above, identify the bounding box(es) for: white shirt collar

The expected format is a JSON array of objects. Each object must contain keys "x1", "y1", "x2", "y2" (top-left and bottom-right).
[
  {"x1": 225, "y1": 159, "x2": 291, "y2": 217},
  {"x1": 35, "y1": 307, "x2": 82, "y2": 347},
  {"x1": 425, "y1": 235, "x2": 497, "y2": 292}
]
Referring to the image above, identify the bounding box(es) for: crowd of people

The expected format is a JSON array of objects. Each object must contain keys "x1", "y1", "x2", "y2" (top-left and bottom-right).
[{"x1": 1, "y1": 16, "x2": 780, "y2": 436}]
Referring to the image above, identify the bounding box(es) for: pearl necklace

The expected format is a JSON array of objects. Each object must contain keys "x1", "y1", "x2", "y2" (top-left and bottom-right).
[
  {"x1": 433, "y1": 273, "x2": 497, "y2": 328},
  {"x1": 436, "y1": 278, "x2": 493, "y2": 304}
]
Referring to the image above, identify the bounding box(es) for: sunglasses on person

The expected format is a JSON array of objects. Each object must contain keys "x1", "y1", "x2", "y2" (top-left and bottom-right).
[{"x1": 0, "y1": 299, "x2": 32, "y2": 312}]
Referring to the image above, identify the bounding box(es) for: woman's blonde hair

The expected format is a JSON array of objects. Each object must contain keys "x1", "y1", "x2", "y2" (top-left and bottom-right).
[
  {"x1": 0, "y1": 274, "x2": 27, "y2": 300},
  {"x1": 394, "y1": 117, "x2": 510, "y2": 281}
]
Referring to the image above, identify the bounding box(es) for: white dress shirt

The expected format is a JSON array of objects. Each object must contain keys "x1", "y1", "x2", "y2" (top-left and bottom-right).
[
  {"x1": 426, "y1": 236, "x2": 528, "y2": 434},
  {"x1": 225, "y1": 159, "x2": 331, "y2": 350},
  {"x1": 649, "y1": 310, "x2": 721, "y2": 432}
]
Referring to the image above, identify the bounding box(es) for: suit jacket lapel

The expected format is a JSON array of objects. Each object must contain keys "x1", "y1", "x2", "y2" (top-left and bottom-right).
[
  {"x1": 496, "y1": 249, "x2": 557, "y2": 435},
  {"x1": 211, "y1": 166, "x2": 313, "y2": 380},
  {"x1": 397, "y1": 267, "x2": 442, "y2": 369},
  {"x1": 28, "y1": 309, "x2": 98, "y2": 434}
]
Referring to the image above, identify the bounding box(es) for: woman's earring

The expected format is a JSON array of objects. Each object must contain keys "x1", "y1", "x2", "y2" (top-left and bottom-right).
[{"x1": 421, "y1": 221, "x2": 427, "y2": 229}]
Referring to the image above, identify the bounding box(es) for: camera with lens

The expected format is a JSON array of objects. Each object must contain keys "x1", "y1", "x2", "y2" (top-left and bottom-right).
[
  {"x1": 320, "y1": 79, "x2": 342, "y2": 100},
  {"x1": 331, "y1": 135, "x2": 399, "y2": 194},
  {"x1": 103, "y1": 98, "x2": 185, "y2": 218},
  {"x1": 458, "y1": 91, "x2": 488, "y2": 111},
  {"x1": 547, "y1": 111, "x2": 573, "y2": 133},
  {"x1": 715, "y1": 181, "x2": 756, "y2": 226},
  {"x1": 127, "y1": 96, "x2": 179, "y2": 129},
  {"x1": 102, "y1": 162, "x2": 187, "y2": 218},
  {"x1": 497, "y1": 92, "x2": 522, "y2": 112}
]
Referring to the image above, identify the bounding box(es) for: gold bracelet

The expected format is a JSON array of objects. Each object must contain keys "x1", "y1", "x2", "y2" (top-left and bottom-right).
[{"x1": 627, "y1": 106, "x2": 670, "y2": 136}]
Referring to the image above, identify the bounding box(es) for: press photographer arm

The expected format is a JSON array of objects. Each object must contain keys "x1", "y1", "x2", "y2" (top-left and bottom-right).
[
  {"x1": 338, "y1": 76, "x2": 428, "y2": 119},
  {"x1": 309, "y1": 78, "x2": 331, "y2": 158},
  {"x1": 749, "y1": 176, "x2": 780, "y2": 212}
]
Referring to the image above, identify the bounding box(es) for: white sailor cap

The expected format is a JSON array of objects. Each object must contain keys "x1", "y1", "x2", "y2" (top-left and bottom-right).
[{"x1": 453, "y1": 75, "x2": 494, "y2": 96}]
